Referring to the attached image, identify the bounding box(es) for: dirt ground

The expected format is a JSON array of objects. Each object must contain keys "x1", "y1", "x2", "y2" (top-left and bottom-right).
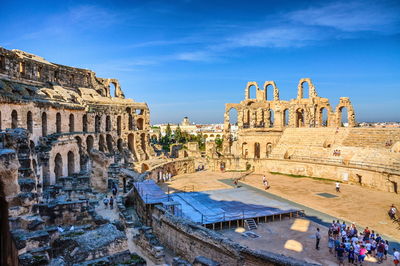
[
  {"x1": 162, "y1": 170, "x2": 400, "y2": 241},
  {"x1": 222, "y1": 218, "x2": 392, "y2": 265}
]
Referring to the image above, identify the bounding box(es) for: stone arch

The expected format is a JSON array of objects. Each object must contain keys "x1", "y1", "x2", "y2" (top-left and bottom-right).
[
  {"x1": 297, "y1": 78, "x2": 317, "y2": 99},
  {"x1": 11, "y1": 110, "x2": 18, "y2": 129},
  {"x1": 243, "y1": 109, "x2": 250, "y2": 127},
  {"x1": 336, "y1": 98, "x2": 356, "y2": 127},
  {"x1": 54, "y1": 153, "x2": 63, "y2": 180},
  {"x1": 106, "y1": 115, "x2": 111, "y2": 132},
  {"x1": 26, "y1": 111, "x2": 33, "y2": 133},
  {"x1": 69, "y1": 114, "x2": 75, "y2": 132},
  {"x1": 245, "y1": 82, "x2": 259, "y2": 100},
  {"x1": 319, "y1": 107, "x2": 329, "y2": 127},
  {"x1": 210, "y1": 134, "x2": 215, "y2": 138},
  {"x1": 254, "y1": 142, "x2": 260, "y2": 159},
  {"x1": 117, "y1": 138, "x2": 123, "y2": 153},
  {"x1": 227, "y1": 107, "x2": 238, "y2": 126},
  {"x1": 128, "y1": 133, "x2": 136, "y2": 155},
  {"x1": 117, "y1": 116, "x2": 122, "y2": 136},
  {"x1": 266, "y1": 143, "x2": 272, "y2": 157},
  {"x1": 242, "y1": 142, "x2": 248, "y2": 158},
  {"x1": 86, "y1": 135, "x2": 94, "y2": 153},
  {"x1": 56, "y1": 112, "x2": 62, "y2": 133},
  {"x1": 98, "y1": 134, "x2": 106, "y2": 152},
  {"x1": 295, "y1": 108, "x2": 305, "y2": 127},
  {"x1": 41, "y1": 112, "x2": 47, "y2": 136},
  {"x1": 204, "y1": 134, "x2": 208, "y2": 138},
  {"x1": 82, "y1": 114, "x2": 88, "y2": 132},
  {"x1": 95, "y1": 115, "x2": 101, "y2": 133},
  {"x1": 263, "y1": 81, "x2": 279, "y2": 101},
  {"x1": 283, "y1": 109, "x2": 290, "y2": 126},
  {"x1": 106, "y1": 134, "x2": 114, "y2": 153},
  {"x1": 269, "y1": 109, "x2": 274, "y2": 128},
  {"x1": 128, "y1": 114, "x2": 133, "y2": 130},
  {"x1": 137, "y1": 118, "x2": 144, "y2": 130},
  {"x1": 109, "y1": 82, "x2": 117, "y2": 97},
  {"x1": 67, "y1": 151, "x2": 75, "y2": 176}
]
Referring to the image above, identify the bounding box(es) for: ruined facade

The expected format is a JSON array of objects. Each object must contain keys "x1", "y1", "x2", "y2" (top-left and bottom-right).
[
  {"x1": 0, "y1": 48, "x2": 155, "y2": 265},
  {"x1": 217, "y1": 79, "x2": 400, "y2": 192}
]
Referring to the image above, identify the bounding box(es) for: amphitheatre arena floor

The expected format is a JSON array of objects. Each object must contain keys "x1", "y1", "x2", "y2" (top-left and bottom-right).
[{"x1": 160, "y1": 170, "x2": 400, "y2": 253}]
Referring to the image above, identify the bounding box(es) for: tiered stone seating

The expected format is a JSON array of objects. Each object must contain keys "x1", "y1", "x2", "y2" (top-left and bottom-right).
[{"x1": 343, "y1": 128, "x2": 400, "y2": 149}]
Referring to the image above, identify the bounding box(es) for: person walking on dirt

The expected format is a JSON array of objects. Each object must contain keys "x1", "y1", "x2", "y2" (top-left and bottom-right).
[
  {"x1": 315, "y1": 228, "x2": 321, "y2": 250},
  {"x1": 336, "y1": 182, "x2": 341, "y2": 192},
  {"x1": 110, "y1": 196, "x2": 114, "y2": 209}
]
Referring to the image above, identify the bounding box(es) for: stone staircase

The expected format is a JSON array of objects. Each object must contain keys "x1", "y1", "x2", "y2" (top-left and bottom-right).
[{"x1": 244, "y1": 219, "x2": 257, "y2": 230}]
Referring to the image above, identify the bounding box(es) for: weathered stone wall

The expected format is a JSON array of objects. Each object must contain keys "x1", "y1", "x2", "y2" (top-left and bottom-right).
[
  {"x1": 147, "y1": 158, "x2": 195, "y2": 182},
  {"x1": 150, "y1": 206, "x2": 318, "y2": 266}
]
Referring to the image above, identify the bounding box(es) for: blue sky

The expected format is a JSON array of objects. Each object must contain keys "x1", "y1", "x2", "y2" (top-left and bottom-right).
[{"x1": 1, "y1": 0, "x2": 399, "y2": 124}]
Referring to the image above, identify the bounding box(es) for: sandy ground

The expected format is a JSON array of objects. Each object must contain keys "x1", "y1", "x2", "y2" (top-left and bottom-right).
[
  {"x1": 222, "y1": 218, "x2": 392, "y2": 265},
  {"x1": 162, "y1": 170, "x2": 400, "y2": 241}
]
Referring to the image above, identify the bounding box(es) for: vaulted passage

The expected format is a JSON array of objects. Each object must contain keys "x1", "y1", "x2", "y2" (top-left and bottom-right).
[
  {"x1": 67, "y1": 151, "x2": 75, "y2": 176},
  {"x1": 56, "y1": 113, "x2": 62, "y2": 133},
  {"x1": 26, "y1": 111, "x2": 33, "y2": 133},
  {"x1": 54, "y1": 153, "x2": 63, "y2": 181},
  {"x1": 11, "y1": 110, "x2": 18, "y2": 129}
]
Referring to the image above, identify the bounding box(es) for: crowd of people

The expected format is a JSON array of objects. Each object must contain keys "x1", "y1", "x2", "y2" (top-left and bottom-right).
[{"x1": 316, "y1": 220, "x2": 400, "y2": 265}]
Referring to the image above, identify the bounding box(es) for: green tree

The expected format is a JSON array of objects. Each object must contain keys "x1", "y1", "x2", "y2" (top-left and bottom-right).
[{"x1": 165, "y1": 123, "x2": 172, "y2": 137}]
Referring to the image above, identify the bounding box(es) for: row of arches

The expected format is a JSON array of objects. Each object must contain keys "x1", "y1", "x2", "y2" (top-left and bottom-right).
[
  {"x1": 242, "y1": 142, "x2": 273, "y2": 159},
  {"x1": 5, "y1": 109, "x2": 145, "y2": 137},
  {"x1": 227, "y1": 106, "x2": 348, "y2": 128}
]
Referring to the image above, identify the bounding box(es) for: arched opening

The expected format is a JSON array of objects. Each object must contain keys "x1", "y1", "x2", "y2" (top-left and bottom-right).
[
  {"x1": 228, "y1": 108, "x2": 238, "y2": 127},
  {"x1": 54, "y1": 153, "x2": 63, "y2": 181},
  {"x1": 339, "y1": 107, "x2": 348, "y2": 127},
  {"x1": 320, "y1": 107, "x2": 328, "y2": 127},
  {"x1": 254, "y1": 142, "x2": 260, "y2": 159},
  {"x1": 95, "y1": 115, "x2": 101, "y2": 133},
  {"x1": 56, "y1": 112, "x2": 62, "y2": 133},
  {"x1": 117, "y1": 116, "x2": 122, "y2": 136},
  {"x1": 86, "y1": 135, "x2": 94, "y2": 153},
  {"x1": 82, "y1": 114, "x2": 88, "y2": 132},
  {"x1": 42, "y1": 163, "x2": 50, "y2": 186},
  {"x1": 67, "y1": 151, "x2": 75, "y2": 176},
  {"x1": 243, "y1": 109, "x2": 250, "y2": 128},
  {"x1": 75, "y1": 136, "x2": 85, "y2": 171},
  {"x1": 106, "y1": 134, "x2": 114, "y2": 153},
  {"x1": 27, "y1": 111, "x2": 33, "y2": 133},
  {"x1": 296, "y1": 108, "x2": 305, "y2": 128},
  {"x1": 41, "y1": 112, "x2": 47, "y2": 136},
  {"x1": 106, "y1": 115, "x2": 111, "y2": 132},
  {"x1": 117, "y1": 138, "x2": 123, "y2": 153},
  {"x1": 32, "y1": 159, "x2": 37, "y2": 177},
  {"x1": 283, "y1": 109, "x2": 289, "y2": 126},
  {"x1": 140, "y1": 133, "x2": 148, "y2": 159},
  {"x1": 269, "y1": 109, "x2": 274, "y2": 128},
  {"x1": 266, "y1": 143, "x2": 272, "y2": 157},
  {"x1": 69, "y1": 114, "x2": 75, "y2": 132},
  {"x1": 109, "y1": 82, "x2": 116, "y2": 97},
  {"x1": 11, "y1": 110, "x2": 18, "y2": 129},
  {"x1": 128, "y1": 133, "x2": 135, "y2": 154},
  {"x1": 265, "y1": 84, "x2": 274, "y2": 101},
  {"x1": 136, "y1": 109, "x2": 144, "y2": 115},
  {"x1": 242, "y1": 142, "x2": 248, "y2": 158},
  {"x1": 301, "y1": 81, "x2": 309, "y2": 99},
  {"x1": 248, "y1": 84, "x2": 256, "y2": 99},
  {"x1": 128, "y1": 114, "x2": 133, "y2": 130},
  {"x1": 137, "y1": 118, "x2": 144, "y2": 130},
  {"x1": 98, "y1": 135, "x2": 106, "y2": 152}
]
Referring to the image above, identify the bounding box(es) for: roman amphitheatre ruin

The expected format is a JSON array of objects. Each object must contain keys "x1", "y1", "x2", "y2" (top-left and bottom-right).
[{"x1": 1, "y1": 47, "x2": 399, "y2": 265}]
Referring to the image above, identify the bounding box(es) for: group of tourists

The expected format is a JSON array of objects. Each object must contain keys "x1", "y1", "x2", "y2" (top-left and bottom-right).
[
  {"x1": 333, "y1": 149, "x2": 342, "y2": 156},
  {"x1": 103, "y1": 184, "x2": 119, "y2": 209},
  {"x1": 316, "y1": 220, "x2": 400, "y2": 265}
]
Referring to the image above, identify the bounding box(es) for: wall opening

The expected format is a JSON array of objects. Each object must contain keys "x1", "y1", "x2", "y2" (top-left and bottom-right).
[
  {"x1": 11, "y1": 110, "x2": 18, "y2": 129},
  {"x1": 56, "y1": 113, "x2": 62, "y2": 133},
  {"x1": 137, "y1": 118, "x2": 144, "y2": 130},
  {"x1": 269, "y1": 109, "x2": 274, "y2": 128},
  {"x1": 95, "y1": 115, "x2": 101, "y2": 133},
  {"x1": 296, "y1": 109, "x2": 304, "y2": 127},
  {"x1": 320, "y1": 107, "x2": 328, "y2": 127},
  {"x1": 283, "y1": 109, "x2": 289, "y2": 126},
  {"x1": 99, "y1": 135, "x2": 106, "y2": 152},
  {"x1": 266, "y1": 143, "x2": 272, "y2": 157},
  {"x1": 248, "y1": 84, "x2": 256, "y2": 99},
  {"x1": 301, "y1": 81, "x2": 309, "y2": 99},
  {"x1": 67, "y1": 151, "x2": 75, "y2": 176},
  {"x1": 117, "y1": 138, "x2": 123, "y2": 153},
  {"x1": 242, "y1": 142, "x2": 248, "y2": 158},
  {"x1": 117, "y1": 116, "x2": 122, "y2": 136},
  {"x1": 265, "y1": 84, "x2": 274, "y2": 101},
  {"x1": 41, "y1": 112, "x2": 47, "y2": 136},
  {"x1": 109, "y1": 82, "x2": 116, "y2": 97},
  {"x1": 128, "y1": 133, "x2": 135, "y2": 155},
  {"x1": 54, "y1": 153, "x2": 63, "y2": 181},
  {"x1": 141, "y1": 133, "x2": 148, "y2": 159},
  {"x1": 82, "y1": 114, "x2": 88, "y2": 132},
  {"x1": 254, "y1": 142, "x2": 260, "y2": 159},
  {"x1": 106, "y1": 115, "x2": 111, "y2": 132},
  {"x1": 129, "y1": 114, "x2": 133, "y2": 130},
  {"x1": 69, "y1": 114, "x2": 75, "y2": 133},
  {"x1": 106, "y1": 134, "x2": 114, "y2": 153},
  {"x1": 27, "y1": 111, "x2": 33, "y2": 133},
  {"x1": 228, "y1": 108, "x2": 238, "y2": 126},
  {"x1": 339, "y1": 107, "x2": 348, "y2": 127},
  {"x1": 86, "y1": 135, "x2": 94, "y2": 153}
]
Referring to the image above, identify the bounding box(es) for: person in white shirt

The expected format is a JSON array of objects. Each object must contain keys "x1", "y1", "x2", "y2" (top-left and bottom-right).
[
  {"x1": 393, "y1": 248, "x2": 400, "y2": 265},
  {"x1": 335, "y1": 182, "x2": 341, "y2": 192}
]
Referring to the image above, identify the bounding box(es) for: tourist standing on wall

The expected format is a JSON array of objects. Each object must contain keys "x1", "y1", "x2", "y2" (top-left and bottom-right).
[{"x1": 315, "y1": 228, "x2": 321, "y2": 250}]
